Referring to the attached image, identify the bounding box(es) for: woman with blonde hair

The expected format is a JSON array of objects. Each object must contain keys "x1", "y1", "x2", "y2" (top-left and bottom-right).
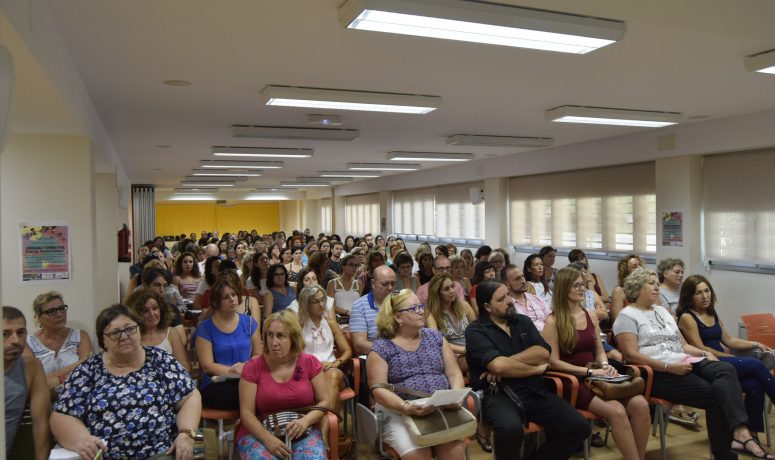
[
  {"x1": 425, "y1": 274, "x2": 476, "y2": 374},
  {"x1": 236, "y1": 310, "x2": 330, "y2": 459},
  {"x1": 544, "y1": 267, "x2": 649, "y2": 460},
  {"x1": 367, "y1": 289, "x2": 466, "y2": 459},
  {"x1": 27, "y1": 291, "x2": 93, "y2": 389}
]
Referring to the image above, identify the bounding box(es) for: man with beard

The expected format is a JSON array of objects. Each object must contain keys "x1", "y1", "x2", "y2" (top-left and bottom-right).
[
  {"x1": 465, "y1": 281, "x2": 588, "y2": 459},
  {"x1": 502, "y1": 264, "x2": 552, "y2": 332},
  {"x1": 4, "y1": 306, "x2": 50, "y2": 459}
]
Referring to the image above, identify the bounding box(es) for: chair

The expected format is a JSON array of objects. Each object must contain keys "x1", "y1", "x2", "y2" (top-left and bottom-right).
[
  {"x1": 741, "y1": 313, "x2": 775, "y2": 348},
  {"x1": 201, "y1": 407, "x2": 239, "y2": 460},
  {"x1": 545, "y1": 371, "x2": 612, "y2": 460},
  {"x1": 339, "y1": 357, "x2": 361, "y2": 442},
  {"x1": 628, "y1": 363, "x2": 675, "y2": 460},
  {"x1": 233, "y1": 409, "x2": 340, "y2": 460}
]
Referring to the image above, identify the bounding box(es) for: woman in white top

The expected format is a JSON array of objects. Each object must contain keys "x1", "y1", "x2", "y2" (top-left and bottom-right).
[
  {"x1": 26, "y1": 291, "x2": 93, "y2": 389},
  {"x1": 126, "y1": 289, "x2": 190, "y2": 372},
  {"x1": 326, "y1": 254, "x2": 362, "y2": 323},
  {"x1": 656, "y1": 257, "x2": 684, "y2": 317},
  {"x1": 524, "y1": 254, "x2": 552, "y2": 305},
  {"x1": 288, "y1": 268, "x2": 335, "y2": 321}
]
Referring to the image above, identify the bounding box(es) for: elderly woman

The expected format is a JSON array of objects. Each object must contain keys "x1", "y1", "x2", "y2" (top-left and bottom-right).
[
  {"x1": 197, "y1": 274, "x2": 262, "y2": 411},
  {"x1": 367, "y1": 289, "x2": 466, "y2": 459},
  {"x1": 609, "y1": 254, "x2": 643, "y2": 323},
  {"x1": 25, "y1": 291, "x2": 93, "y2": 390},
  {"x1": 544, "y1": 267, "x2": 649, "y2": 460},
  {"x1": 51, "y1": 304, "x2": 201, "y2": 460},
  {"x1": 125, "y1": 289, "x2": 190, "y2": 371},
  {"x1": 677, "y1": 274, "x2": 775, "y2": 441},
  {"x1": 394, "y1": 253, "x2": 420, "y2": 293},
  {"x1": 614, "y1": 268, "x2": 773, "y2": 459},
  {"x1": 657, "y1": 258, "x2": 685, "y2": 317},
  {"x1": 426, "y1": 274, "x2": 476, "y2": 375},
  {"x1": 236, "y1": 310, "x2": 331, "y2": 459}
]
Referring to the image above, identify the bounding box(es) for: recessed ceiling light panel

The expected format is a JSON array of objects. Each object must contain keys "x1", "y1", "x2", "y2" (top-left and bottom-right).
[
  {"x1": 200, "y1": 160, "x2": 284, "y2": 169},
  {"x1": 745, "y1": 49, "x2": 775, "y2": 75},
  {"x1": 261, "y1": 85, "x2": 440, "y2": 114},
  {"x1": 180, "y1": 182, "x2": 235, "y2": 187},
  {"x1": 229, "y1": 125, "x2": 360, "y2": 141},
  {"x1": 339, "y1": 0, "x2": 625, "y2": 54},
  {"x1": 347, "y1": 162, "x2": 420, "y2": 171},
  {"x1": 446, "y1": 134, "x2": 554, "y2": 148},
  {"x1": 386, "y1": 151, "x2": 474, "y2": 162},
  {"x1": 191, "y1": 169, "x2": 262, "y2": 177},
  {"x1": 545, "y1": 105, "x2": 682, "y2": 127},
  {"x1": 280, "y1": 181, "x2": 331, "y2": 187},
  {"x1": 211, "y1": 146, "x2": 312, "y2": 158},
  {"x1": 319, "y1": 170, "x2": 383, "y2": 178}
]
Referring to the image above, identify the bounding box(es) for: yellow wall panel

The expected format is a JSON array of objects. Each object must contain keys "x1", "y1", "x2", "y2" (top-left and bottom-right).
[{"x1": 156, "y1": 202, "x2": 280, "y2": 236}]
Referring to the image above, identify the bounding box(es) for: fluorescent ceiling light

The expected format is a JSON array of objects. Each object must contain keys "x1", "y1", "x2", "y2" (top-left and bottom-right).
[
  {"x1": 387, "y1": 151, "x2": 473, "y2": 162},
  {"x1": 339, "y1": 0, "x2": 625, "y2": 54},
  {"x1": 297, "y1": 176, "x2": 353, "y2": 183},
  {"x1": 545, "y1": 105, "x2": 682, "y2": 127},
  {"x1": 255, "y1": 187, "x2": 294, "y2": 191},
  {"x1": 745, "y1": 49, "x2": 775, "y2": 75},
  {"x1": 280, "y1": 181, "x2": 331, "y2": 187},
  {"x1": 170, "y1": 195, "x2": 217, "y2": 201},
  {"x1": 244, "y1": 194, "x2": 288, "y2": 201},
  {"x1": 181, "y1": 182, "x2": 235, "y2": 187},
  {"x1": 230, "y1": 125, "x2": 360, "y2": 141},
  {"x1": 319, "y1": 170, "x2": 383, "y2": 178},
  {"x1": 191, "y1": 170, "x2": 261, "y2": 177},
  {"x1": 446, "y1": 134, "x2": 554, "y2": 148},
  {"x1": 347, "y1": 162, "x2": 420, "y2": 171},
  {"x1": 200, "y1": 160, "x2": 284, "y2": 169},
  {"x1": 261, "y1": 85, "x2": 440, "y2": 114},
  {"x1": 211, "y1": 146, "x2": 312, "y2": 158}
]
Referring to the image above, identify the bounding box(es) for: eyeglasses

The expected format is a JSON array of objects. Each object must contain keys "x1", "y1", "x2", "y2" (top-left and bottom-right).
[
  {"x1": 397, "y1": 304, "x2": 425, "y2": 315},
  {"x1": 103, "y1": 324, "x2": 139, "y2": 341},
  {"x1": 40, "y1": 305, "x2": 68, "y2": 316},
  {"x1": 571, "y1": 282, "x2": 586, "y2": 290},
  {"x1": 309, "y1": 296, "x2": 326, "y2": 305}
]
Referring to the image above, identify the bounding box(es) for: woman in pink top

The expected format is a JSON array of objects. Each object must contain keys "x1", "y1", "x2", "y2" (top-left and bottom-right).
[{"x1": 237, "y1": 310, "x2": 331, "y2": 459}]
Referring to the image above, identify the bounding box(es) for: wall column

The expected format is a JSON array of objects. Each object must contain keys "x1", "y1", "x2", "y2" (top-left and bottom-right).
[{"x1": 484, "y1": 177, "x2": 508, "y2": 248}]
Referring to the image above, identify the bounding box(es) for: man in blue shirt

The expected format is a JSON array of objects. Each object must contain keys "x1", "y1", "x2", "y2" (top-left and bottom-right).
[{"x1": 350, "y1": 265, "x2": 396, "y2": 355}]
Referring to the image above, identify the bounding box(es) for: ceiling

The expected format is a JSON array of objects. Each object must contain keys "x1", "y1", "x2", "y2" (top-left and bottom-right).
[{"x1": 8, "y1": 0, "x2": 775, "y2": 194}]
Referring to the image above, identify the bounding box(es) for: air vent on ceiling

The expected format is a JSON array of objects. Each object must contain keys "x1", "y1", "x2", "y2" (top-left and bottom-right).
[
  {"x1": 216, "y1": 200, "x2": 227, "y2": 204},
  {"x1": 446, "y1": 134, "x2": 554, "y2": 148},
  {"x1": 230, "y1": 125, "x2": 360, "y2": 141}
]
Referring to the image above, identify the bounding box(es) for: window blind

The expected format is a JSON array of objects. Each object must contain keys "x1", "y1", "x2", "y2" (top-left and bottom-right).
[
  {"x1": 434, "y1": 182, "x2": 485, "y2": 240},
  {"x1": 344, "y1": 193, "x2": 380, "y2": 236},
  {"x1": 320, "y1": 198, "x2": 332, "y2": 234},
  {"x1": 392, "y1": 187, "x2": 435, "y2": 235}
]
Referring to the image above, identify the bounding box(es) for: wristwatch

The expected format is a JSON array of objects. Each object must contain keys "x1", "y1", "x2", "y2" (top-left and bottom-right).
[{"x1": 179, "y1": 429, "x2": 198, "y2": 440}]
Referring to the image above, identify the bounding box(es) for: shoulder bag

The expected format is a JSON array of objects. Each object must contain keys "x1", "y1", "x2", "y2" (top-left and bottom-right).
[{"x1": 584, "y1": 364, "x2": 645, "y2": 401}]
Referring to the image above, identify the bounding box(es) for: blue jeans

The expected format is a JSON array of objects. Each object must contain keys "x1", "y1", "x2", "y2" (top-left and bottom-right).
[{"x1": 720, "y1": 356, "x2": 775, "y2": 433}]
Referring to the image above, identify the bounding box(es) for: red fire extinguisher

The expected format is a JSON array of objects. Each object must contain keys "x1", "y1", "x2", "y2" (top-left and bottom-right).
[{"x1": 118, "y1": 224, "x2": 132, "y2": 262}]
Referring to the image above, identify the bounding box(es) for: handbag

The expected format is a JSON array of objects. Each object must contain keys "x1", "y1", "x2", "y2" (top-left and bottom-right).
[
  {"x1": 584, "y1": 364, "x2": 645, "y2": 401},
  {"x1": 370, "y1": 383, "x2": 477, "y2": 447},
  {"x1": 260, "y1": 406, "x2": 339, "y2": 449}
]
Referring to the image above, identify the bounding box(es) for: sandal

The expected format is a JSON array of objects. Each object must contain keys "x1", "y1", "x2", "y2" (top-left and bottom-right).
[
  {"x1": 731, "y1": 437, "x2": 775, "y2": 459},
  {"x1": 668, "y1": 410, "x2": 700, "y2": 426},
  {"x1": 590, "y1": 432, "x2": 606, "y2": 448},
  {"x1": 475, "y1": 430, "x2": 493, "y2": 453}
]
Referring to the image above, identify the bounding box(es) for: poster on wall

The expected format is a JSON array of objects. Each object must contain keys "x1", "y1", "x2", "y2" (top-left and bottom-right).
[
  {"x1": 19, "y1": 222, "x2": 71, "y2": 283},
  {"x1": 661, "y1": 211, "x2": 683, "y2": 247}
]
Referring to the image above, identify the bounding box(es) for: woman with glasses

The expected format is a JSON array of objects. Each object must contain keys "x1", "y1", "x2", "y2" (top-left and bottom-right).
[
  {"x1": 27, "y1": 291, "x2": 93, "y2": 390},
  {"x1": 367, "y1": 289, "x2": 466, "y2": 459},
  {"x1": 544, "y1": 267, "x2": 650, "y2": 460},
  {"x1": 125, "y1": 288, "x2": 191, "y2": 372},
  {"x1": 263, "y1": 263, "x2": 296, "y2": 319},
  {"x1": 614, "y1": 268, "x2": 774, "y2": 459},
  {"x1": 394, "y1": 253, "x2": 420, "y2": 293},
  {"x1": 327, "y1": 254, "x2": 362, "y2": 331},
  {"x1": 51, "y1": 304, "x2": 201, "y2": 460},
  {"x1": 197, "y1": 274, "x2": 262, "y2": 411}
]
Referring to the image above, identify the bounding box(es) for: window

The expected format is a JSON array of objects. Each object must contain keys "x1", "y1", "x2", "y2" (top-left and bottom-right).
[
  {"x1": 344, "y1": 193, "x2": 379, "y2": 236},
  {"x1": 320, "y1": 198, "x2": 331, "y2": 234},
  {"x1": 508, "y1": 163, "x2": 656, "y2": 253},
  {"x1": 703, "y1": 149, "x2": 775, "y2": 264},
  {"x1": 391, "y1": 182, "x2": 485, "y2": 240}
]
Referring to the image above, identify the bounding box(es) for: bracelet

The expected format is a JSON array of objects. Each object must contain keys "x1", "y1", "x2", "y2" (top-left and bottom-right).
[
  {"x1": 400, "y1": 400, "x2": 410, "y2": 413},
  {"x1": 586, "y1": 368, "x2": 592, "y2": 377},
  {"x1": 752, "y1": 341, "x2": 759, "y2": 350},
  {"x1": 601, "y1": 362, "x2": 609, "y2": 368}
]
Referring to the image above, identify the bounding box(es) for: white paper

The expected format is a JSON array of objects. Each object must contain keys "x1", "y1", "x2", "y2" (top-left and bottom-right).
[{"x1": 411, "y1": 388, "x2": 470, "y2": 407}]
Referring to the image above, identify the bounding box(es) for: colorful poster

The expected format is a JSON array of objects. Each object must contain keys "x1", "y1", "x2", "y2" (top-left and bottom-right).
[
  {"x1": 661, "y1": 211, "x2": 683, "y2": 247},
  {"x1": 20, "y1": 222, "x2": 71, "y2": 283}
]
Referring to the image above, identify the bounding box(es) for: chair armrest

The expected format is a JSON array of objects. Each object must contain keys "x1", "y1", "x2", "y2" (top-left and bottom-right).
[
  {"x1": 350, "y1": 357, "x2": 360, "y2": 397},
  {"x1": 542, "y1": 374, "x2": 563, "y2": 399},
  {"x1": 626, "y1": 364, "x2": 653, "y2": 400},
  {"x1": 545, "y1": 371, "x2": 578, "y2": 407},
  {"x1": 325, "y1": 411, "x2": 338, "y2": 459}
]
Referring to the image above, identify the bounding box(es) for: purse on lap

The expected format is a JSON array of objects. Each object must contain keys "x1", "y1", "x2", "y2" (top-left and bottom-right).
[{"x1": 583, "y1": 364, "x2": 645, "y2": 401}]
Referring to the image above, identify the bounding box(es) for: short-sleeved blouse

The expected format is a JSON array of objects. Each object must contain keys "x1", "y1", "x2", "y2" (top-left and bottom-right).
[
  {"x1": 196, "y1": 314, "x2": 258, "y2": 388},
  {"x1": 27, "y1": 328, "x2": 82, "y2": 374},
  {"x1": 178, "y1": 278, "x2": 201, "y2": 301},
  {"x1": 235, "y1": 353, "x2": 323, "y2": 443},
  {"x1": 440, "y1": 310, "x2": 469, "y2": 347},
  {"x1": 613, "y1": 305, "x2": 689, "y2": 364},
  {"x1": 270, "y1": 288, "x2": 296, "y2": 312},
  {"x1": 371, "y1": 328, "x2": 449, "y2": 400},
  {"x1": 53, "y1": 347, "x2": 196, "y2": 459}
]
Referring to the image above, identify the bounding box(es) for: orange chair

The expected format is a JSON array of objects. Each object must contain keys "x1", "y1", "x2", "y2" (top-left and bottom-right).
[
  {"x1": 741, "y1": 313, "x2": 775, "y2": 349},
  {"x1": 232, "y1": 409, "x2": 340, "y2": 459},
  {"x1": 338, "y1": 357, "x2": 360, "y2": 449},
  {"x1": 627, "y1": 363, "x2": 677, "y2": 460},
  {"x1": 201, "y1": 407, "x2": 240, "y2": 460}
]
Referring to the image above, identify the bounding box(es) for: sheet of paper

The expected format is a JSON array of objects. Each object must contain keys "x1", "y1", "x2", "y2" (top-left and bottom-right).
[{"x1": 412, "y1": 388, "x2": 470, "y2": 407}]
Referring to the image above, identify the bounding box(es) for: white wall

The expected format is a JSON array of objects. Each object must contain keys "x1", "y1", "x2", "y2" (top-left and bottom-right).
[
  {"x1": 95, "y1": 172, "x2": 119, "y2": 311},
  {"x1": 1, "y1": 134, "x2": 100, "y2": 341}
]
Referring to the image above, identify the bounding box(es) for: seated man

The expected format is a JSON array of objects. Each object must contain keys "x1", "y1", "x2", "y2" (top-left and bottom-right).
[
  {"x1": 349, "y1": 265, "x2": 396, "y2": 355},
  {"x1": 4, "y1": 306, "x2": 50, "y2": 460},
  {"x1": 415, "y1": 255, "x2": 466, "y2": 304},
  {"x1": 501, "y1": 264, "x2": 552, "y2": 331},
  {"x1": 465, "y1": 281, "x2": 589, "y2": 459}
]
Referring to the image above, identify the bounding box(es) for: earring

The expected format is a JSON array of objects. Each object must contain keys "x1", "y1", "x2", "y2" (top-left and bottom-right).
[{"x1": 397, "y1": 320, "x2": 403, "y2": 325}]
